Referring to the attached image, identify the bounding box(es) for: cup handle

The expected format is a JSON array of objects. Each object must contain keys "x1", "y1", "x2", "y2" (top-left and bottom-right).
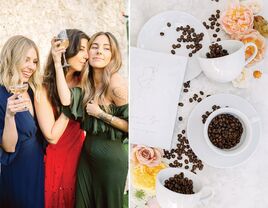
[
  {"x1": 244, "y1": 42, "x2": 258, "y2": 66},
  {"x1": 199, "y1": 186, "x2": 214, "y2": 206}
]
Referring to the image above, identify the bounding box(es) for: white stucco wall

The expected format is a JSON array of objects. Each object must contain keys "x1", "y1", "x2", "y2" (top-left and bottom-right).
[{"x1": 0, "y1": 0, "x2": 128, "y2": 77}]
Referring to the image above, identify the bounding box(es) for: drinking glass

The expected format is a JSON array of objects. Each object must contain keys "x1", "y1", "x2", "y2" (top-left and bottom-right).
[
  {"x1": 57, "y1": 30, "x2": 70, "y2": 68},
  {"x1": 9, "y1": 83, "x2": 29, "y2": 112}
]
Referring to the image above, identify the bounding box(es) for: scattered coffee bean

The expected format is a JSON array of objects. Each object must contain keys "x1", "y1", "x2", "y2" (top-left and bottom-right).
[
  {"x1": 171, "y1": 50, "x2": 176, "y2": 55},
  {"x1": 203, "y1": 9, "x2": 221, "y2": 39},
  {"x1": 178, "y1": 102, "x2": 184, "y2": 107},
  {"x1": 167, "y1": 22, "x2": 171, "y2": 27},
  {"x1": 183, "y1": 89, "x2": 189, "y2": 93},
  {"x1": 160, "y1": 32, "x2": 164, "y2": 36},
  {"x1": 179, "y1": 116, "x2": 183, "y2": 121},
  {"x1": 202, "y1": 105, "x2": 221, "y2": 124}
]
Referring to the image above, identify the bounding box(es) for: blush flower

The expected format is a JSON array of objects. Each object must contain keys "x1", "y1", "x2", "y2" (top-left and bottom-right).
[
  {"x1": 131, "y1": 145, "x2": 163, "y2": 167},
  {"x1": 240, "y1": 0, "x2": 263, "y2": 15},
  {"x1": 231, "y1": 29, "x2": 266, "y2": 65},
  {"x1": 220, "y1": 3, "x2": 254, "y2": 35}
]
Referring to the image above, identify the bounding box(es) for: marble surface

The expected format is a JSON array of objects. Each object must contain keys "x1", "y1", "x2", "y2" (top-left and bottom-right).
[{"x1": 130, "y1": 0, "x2": 268, "y2": 207}]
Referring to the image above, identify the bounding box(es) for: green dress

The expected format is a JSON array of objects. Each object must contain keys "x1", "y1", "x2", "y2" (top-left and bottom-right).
[{"x1": 62, "y1": 88, "x2": 128, "y2": 208}]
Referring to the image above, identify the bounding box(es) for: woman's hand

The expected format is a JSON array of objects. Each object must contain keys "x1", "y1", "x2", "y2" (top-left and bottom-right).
[
  {"x1": 6, "y1": 94, "x2": 31, "y2": 117},
  {"x1": 51, "y1": 37, "x2": 66, "y2": 65},
  {"x1": 86, "y1": 100, "x2": 103, "y2": 117}
]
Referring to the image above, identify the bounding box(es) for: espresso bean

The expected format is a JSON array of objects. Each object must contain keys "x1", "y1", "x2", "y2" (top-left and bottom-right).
[
  {"x1": 208, "y1": 113, "x2": 243, "y2": 149},
  {"x1": 171, "y1": 50, "x2": 176, "y2": 55},
  {"x1": 160, "y1": 32, "x2": 164, "y2": 36},
  {"x1": 167, "y1": 22, "x2": 171, "y2": 27},
  {"x1": 164, "y1": 173, "x2": 195, "y2": 194}
]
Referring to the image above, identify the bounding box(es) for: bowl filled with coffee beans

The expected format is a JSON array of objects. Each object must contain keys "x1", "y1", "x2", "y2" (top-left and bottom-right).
[
  {"x1": 156, "y1": 168, "x2": 213, "y2": 208},
  {"x1": 197, "y1": 40, "x2": 258, "y2": 83},
  {"x1": 203, "y1": 107, "x2": 253, "y2": 156}
]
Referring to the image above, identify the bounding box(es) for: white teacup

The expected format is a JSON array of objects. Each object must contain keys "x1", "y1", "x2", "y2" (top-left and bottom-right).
[
  {"x1": 203, "y1": 107, "x2": 258, "y2": 156},
  {"x1": 156, "y1": 168, "x2": 213, "y2": 208},
  {"x1": 198, "y1": 40, "x2": 258, "y2": 82}
]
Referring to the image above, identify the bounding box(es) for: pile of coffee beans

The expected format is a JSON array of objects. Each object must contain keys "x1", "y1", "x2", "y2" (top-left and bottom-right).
[
  {"x1": 164, "y1": 172, "x2": 194, "y2": 194},
  {"x1": 160, "y1": 24, "x2": 204, "y2": 57},
  {"x1": 163, "y1": 129, "x2": 204, "y2": 174},
  {"x1": 208, "y1": 113, "x2": 243, "y2": 149},
  {"x1": 202, "y1": 105, "x2": 221, "y2": 124},
  {"x1": 206, "y1": 43, "x2": 229, "y2": 58},
  {"x1": 203, "y1": 10, "x2": 221, "y2": 41}
]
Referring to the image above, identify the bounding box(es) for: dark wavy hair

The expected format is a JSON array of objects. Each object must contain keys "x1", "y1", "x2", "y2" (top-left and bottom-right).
[{"x1": 43, "y1": 29, "x2": 89, "y2": 111}]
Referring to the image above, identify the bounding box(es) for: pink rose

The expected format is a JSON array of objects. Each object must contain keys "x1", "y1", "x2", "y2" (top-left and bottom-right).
[
  {"x1": 231, "y1": 29, "x2": 266, "y2": 65},
  {"x1": 131, "y1": 145, "x2": 163, "y2": 167},
  {"x1": 220, "y1": 3, "x2": 254, "y2": 35}
]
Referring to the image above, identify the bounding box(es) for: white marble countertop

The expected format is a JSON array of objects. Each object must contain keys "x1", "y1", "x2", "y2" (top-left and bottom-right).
[{"x1": 130, "y1": 0, "x2": 268, "y2": 207}]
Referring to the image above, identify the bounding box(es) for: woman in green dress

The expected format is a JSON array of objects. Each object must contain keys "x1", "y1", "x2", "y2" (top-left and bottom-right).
[{"x1": 53, "y1": 31, "x2": 128, "y2": 208}]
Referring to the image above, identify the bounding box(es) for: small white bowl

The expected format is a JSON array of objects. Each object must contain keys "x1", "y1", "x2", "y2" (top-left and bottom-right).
[
  {"x1": 156, "y1": 168, "x2": 213, "y2": 208},
  {"x1": 203, "y1": 107, "x2": 252, "y2": 157}
]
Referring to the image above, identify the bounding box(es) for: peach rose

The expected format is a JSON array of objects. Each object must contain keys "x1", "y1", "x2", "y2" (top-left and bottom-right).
[
  {"x1": 131, "y1": 145, "x2": 163, "y2": 167},
  {"x1": 240, "y1": 0, "x2": 263, "y2": 15},
  {"x1": 220, "y1": 3, "x2": 254, "y2": 35},
  {"x1": 231, "y1": 29, "x2": 266, "y2": 65}
]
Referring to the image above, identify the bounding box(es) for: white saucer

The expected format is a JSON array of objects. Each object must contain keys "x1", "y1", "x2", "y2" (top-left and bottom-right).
[
  {"x1": 137, "y1": 11, "x2": 210, "y2": 81},
  {"x1": 187, "y1": 94, "x2": 261, "y2": 168}
]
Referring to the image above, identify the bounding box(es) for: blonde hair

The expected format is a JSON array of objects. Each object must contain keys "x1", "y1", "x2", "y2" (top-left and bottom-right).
[
  {"x1": 0, "y1": 35, "x2": 42, "y2": 96},
  {"x1": 81, "y1": 32, "x2": 122, "y2": 110}
]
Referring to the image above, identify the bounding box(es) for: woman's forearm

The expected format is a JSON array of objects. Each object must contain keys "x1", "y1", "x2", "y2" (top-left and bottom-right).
[
  {"x1": 54, "y1": 62, "x2": 71, "y2": 106},
  {"x1": 45, "y1": 113, "x2": 69, "y2": 144},
  {"x1": 97, "y1": 111, "x2": 128, "y2": 133},
  {"x1": 34, "y1": 91, "x2": 69, "y2": 144},
  {"x1": 2, "y1": 114, "x2": 18, "y2": 152}
]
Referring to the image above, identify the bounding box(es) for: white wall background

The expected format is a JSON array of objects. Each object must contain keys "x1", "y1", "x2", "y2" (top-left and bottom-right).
[{"x1": 0, "y1": 0, "x2": 128, "y2": 77}]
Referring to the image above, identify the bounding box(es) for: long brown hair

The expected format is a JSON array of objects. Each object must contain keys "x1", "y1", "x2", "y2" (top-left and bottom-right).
[
  {"x1": 43, "y1": 29, "x2": 89, "y2": 109},
  {"x1": 0, "y1": 35, "x2": 42, "y2": 95},
  {"x1": 81, "y1": 32, "x2": 122, "y2": 109}
]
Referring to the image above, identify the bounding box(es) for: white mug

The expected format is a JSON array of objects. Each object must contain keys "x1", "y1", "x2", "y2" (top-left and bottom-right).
[
  {"x1": 198, "y1": 40, "x2": 258, "y2": 82},
  {"x1": 156, "y1": 168, "x2": 213, "y2": 208},
  {"x1": 203, "y1": 107, "x2": 257, "y2": 157}
]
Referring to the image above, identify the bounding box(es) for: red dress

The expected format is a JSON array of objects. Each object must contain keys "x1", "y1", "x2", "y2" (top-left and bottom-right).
[{"x1": 44, "y1": 118, "x2": 85, "y2": 208}]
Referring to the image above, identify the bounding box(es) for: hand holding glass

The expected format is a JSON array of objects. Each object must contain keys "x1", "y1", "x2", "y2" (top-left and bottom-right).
[
  {"x1": 9, "y1": 83, "x2": 29, "y2": 112},
  {"x1": 57, "y1": 30, "x2": 70, "y2": 68}
]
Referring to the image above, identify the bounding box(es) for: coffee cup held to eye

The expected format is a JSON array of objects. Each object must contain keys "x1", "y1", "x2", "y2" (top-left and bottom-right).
[{"x1": 197, "y1": 40, "x2": 258, "y2": 83}]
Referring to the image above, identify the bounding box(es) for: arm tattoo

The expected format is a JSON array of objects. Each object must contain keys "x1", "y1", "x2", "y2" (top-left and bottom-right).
[
  {"x1": 98, "y1": 112, "x2": 112, "y2": 124},
  {"x1": 112, "y1": 87, "x2": 127, "y2": 102}
]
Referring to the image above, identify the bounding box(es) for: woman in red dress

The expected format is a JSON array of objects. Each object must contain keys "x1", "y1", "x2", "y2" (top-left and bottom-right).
[{"x1": 35, "y1": 29, "x2": 89, "y2": 208}]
